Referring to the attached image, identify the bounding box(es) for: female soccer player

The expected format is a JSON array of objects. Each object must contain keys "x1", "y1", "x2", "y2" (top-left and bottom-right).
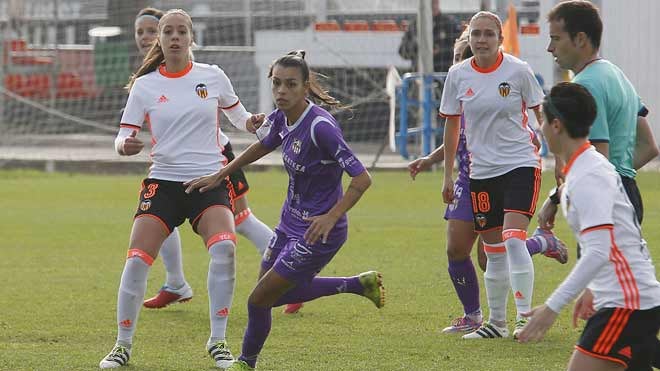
[
  {"x1": 518, "y1": 82, "x2": 660, "y2": 371},
  {"x1": 133, "y1": 7, "x2": 286, "y2": 312},
  {"x1": 439, "y1": 11, "x2": 545, "y2": 340},
  {"x1": 409, "y1": 29, "x2": 566, "y2": 334},
  {"x1": 185, "y1": 50, "x2": 385, "y2": 370},
  {"x1": 99, "y1": 9, "x2": 265, "y2": 369}
]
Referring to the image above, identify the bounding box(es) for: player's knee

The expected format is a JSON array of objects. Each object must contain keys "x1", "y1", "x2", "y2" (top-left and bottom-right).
[
  {"x1": 126, "y1": 248, "x2": 155, "y2": 266},
  {"x1": 207, "y1": 232, "x2": 236, "y2": 267},
  {"x1": 446, "y1": 244, "x2": 471, "y2": 261},
  {"x1": 247, "y1": 286, "x2": 270, "y2": 307}
]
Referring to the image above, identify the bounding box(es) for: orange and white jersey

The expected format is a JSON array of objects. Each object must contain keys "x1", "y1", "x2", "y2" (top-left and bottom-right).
[
  {"x1": 439, "y1": 52, "x2": 544, "y2": 179},
  {"x1": 554, "y1": 143, "x2": 660, "y2": 311},
  {"x1": 119, "y1": 61, "x2": 250, "y2": 181}
]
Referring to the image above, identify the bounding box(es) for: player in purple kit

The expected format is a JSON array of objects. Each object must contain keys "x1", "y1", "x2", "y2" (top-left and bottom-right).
[
  {"x1": 185, "y1": 50, "x2": 385, "y2": 370},
  {"x1": 409, "y1": 30, "x2": 568, "y2": 334}
]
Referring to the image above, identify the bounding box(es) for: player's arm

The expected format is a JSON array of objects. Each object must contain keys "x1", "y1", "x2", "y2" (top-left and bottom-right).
[
  {"x1": 531, "y1": 106, "x2": 543, "y2": 150},
  {"x1": 115, "y1": 84, "x2": 145, "y2": 156},
  {"x1": 633, "y1": 114, "x2": 659, "y2": 170},
  {"x1": 544, "y1": 227, "x2": 611, "y2": 313},
  {"x1": 184, "y1": 140, "x2": 272, "y2": 193},
  {"x1": 304, "y1": 169, "x2": 372, "y2": 245},
  {"x1": 221, "y1": 101, "x2": 265, "y2": 134},
  {"x1": 114, "y1": 126, "x2": 144, "y2": 156},
  {"x1": 442, "y1": 116, "x2": 461, "y2": 202},
  {"x1": 304, "y1": 122, "x2": 371, "y2": 244},
  {"x1": 591, "y1": 141, "x2": 609, "y2": 159},
  {"x1": 518, "y1": 228, "x2": 610, "y2": 343},
  {"x1": 408, "y1": 144, "x2": 445, "y2": 180}
]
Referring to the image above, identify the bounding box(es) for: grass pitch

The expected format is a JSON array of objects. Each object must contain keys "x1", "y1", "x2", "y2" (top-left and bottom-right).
[{"x1": 1, "y1": 169, "x2": 659, "y2": 370}]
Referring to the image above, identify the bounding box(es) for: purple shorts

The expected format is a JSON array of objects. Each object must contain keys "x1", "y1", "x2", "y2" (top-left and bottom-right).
[
  {"x1": 261, "y1": 228, "x2": 347, "y2": 284},
  {"x1": 444, "y1": 177, "x2": 473, "y2": 222}
]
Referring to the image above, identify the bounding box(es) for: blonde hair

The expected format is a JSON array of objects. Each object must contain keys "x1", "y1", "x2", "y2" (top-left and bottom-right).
[
  {"x1": 126, "y1": 9, "x2": 193, "y2": 91},
  {"x1": 468, "y1": 11, "x2": 503, "y2": 40},
  {"x1": 454, "y1": 28, "x2": 470, "y2": 54}
]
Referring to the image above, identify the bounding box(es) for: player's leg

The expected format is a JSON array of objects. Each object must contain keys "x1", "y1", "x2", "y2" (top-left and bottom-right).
[
  {"x1": 442, "y1": 179, "x2": 482, "y2": 333},
  {"x1": 476, "y1": 236, "x2": 487, "y2": 272},
  {"x1": 225, "y1": 145, "x2": 302, "y2": 316},
  {"x1": 100, "y1": 179, "x2": 178, "y2": 368},
  {"x1": 143, "y1": 227, "x2": 193, "y2": 308},
  {"x1": 567, "y1": 351, "x2": 625, "y2": 371},
  {"x1": 224, "y1": 142, "x2": 274, "y2": 258},
  {"x1": 234, "y1": 196, "x2": 273, "y2": 257},
  {"x1": 191, "y1": 180, "x2": 238, "y2": 369},
  {"x1": 463, "y1": 176, "x2": 510, "y2": 339},
  {"x1": 501, "y1": 167, "x2": 540, "y2": 339},
  {"x1": 444, "y1": 220, "x2": 481, "y2": 332},
  {"x1": 527, "y1": 227, "x2": 568, "y2": 264},
  {"x1": 235, "y1": 236, "x2": 383, "y2": 369}
]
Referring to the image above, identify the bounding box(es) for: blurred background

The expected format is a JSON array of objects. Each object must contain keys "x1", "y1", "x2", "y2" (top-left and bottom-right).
[{"x1": 1, "y1": 0, "x2": 658, "y2": 171}]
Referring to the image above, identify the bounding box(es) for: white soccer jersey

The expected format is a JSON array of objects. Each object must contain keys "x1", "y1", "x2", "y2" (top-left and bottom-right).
[
  {"x1": 439, "y1": 52, "x2": 544, "y2": 179},
  {"x1": 556, "y1": 143, "x2": 660, "y2": 311},
  {"x1": 119, "y1": 61, "x2": 248, "y2": 181}
]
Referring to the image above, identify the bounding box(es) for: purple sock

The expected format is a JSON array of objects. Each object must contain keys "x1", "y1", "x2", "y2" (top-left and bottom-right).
[
  {"x1": 447, "y1": 258, "x2": 480, "y2": 314},
  {"x1": 239, "y1": 303, "x2": 272, "y2": 368},
  {"x1": 526, "y1": 236, "x2": 544, "y2": 255},
  {"x1": 273, "y1": 276, "x2": 362, "y2": 307}
]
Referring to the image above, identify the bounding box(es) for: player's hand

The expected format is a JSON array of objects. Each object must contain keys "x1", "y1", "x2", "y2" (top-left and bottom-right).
[
  {"x1": 246, "y1": 113, "x2": 266, "y2": 134},
  {"x1": 122, "y1": 131, "x2": 144, "y2": 156},
  {"x1": 537, "y1": 198, "x2": 558, "y2": 230},
  {"x1": 517, "y1": 304, "x2": 559, "y2": 343},
  {"x1": 573, "y1": 289, "x2": 595, "y2": 328},
  {"x1": 303, "y1": 213, "x2": 340, "y2": 245},
  {"x1": 442, "y1": 176, "x2": 454, "y2": 204},
  {"x1": 184, "y1": 170, "x2": 228, "y2": 194},
  {"x1": 407, "y1": 156, "x2": 433, "y2": 180}
]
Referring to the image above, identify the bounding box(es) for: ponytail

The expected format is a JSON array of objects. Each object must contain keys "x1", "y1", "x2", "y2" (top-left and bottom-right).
[{"x1": 126, "y1": 41, "x2": 164, "y2": 91}]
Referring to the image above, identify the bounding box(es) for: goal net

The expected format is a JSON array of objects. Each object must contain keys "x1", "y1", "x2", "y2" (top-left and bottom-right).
[{"x1": 0, "y1": 0, "x2": 488, "y2": 169}]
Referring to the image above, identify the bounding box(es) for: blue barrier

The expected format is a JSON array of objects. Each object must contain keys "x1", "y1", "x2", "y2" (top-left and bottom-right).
[{"x1": 396, "y1": 72, "x2": 447, "y2": 159}]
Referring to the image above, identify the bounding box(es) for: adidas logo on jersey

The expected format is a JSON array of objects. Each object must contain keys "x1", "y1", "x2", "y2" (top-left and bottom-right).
[
  {"x1": 465, "y1": 88, "x2": 474, "y2": 97},
  {"x1": 157, "y1": 95, "x2": 169, "y2": 103}
]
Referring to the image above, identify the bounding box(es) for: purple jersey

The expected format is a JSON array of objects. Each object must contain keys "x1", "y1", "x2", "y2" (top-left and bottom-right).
[
  {"x1": 457, "y1": 115, "x2": 470, "y2": 182},
  {"x1": 260, "y1": 103, "x2": 366, "y2": 242}
]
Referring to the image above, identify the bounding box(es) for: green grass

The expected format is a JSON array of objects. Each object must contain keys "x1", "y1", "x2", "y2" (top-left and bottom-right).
[{"x1": 1, "y1": 169, "x2": 659, "y2": 371}]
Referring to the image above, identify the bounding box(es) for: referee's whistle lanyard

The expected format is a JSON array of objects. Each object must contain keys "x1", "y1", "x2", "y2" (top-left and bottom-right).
[{"x1": 575, "y1": 57, "x2": 602, "y2": 75}]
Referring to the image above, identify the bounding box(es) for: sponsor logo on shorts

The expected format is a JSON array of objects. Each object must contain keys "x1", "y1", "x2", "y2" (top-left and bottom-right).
[
  {"x1": 498, "y1": 82, "x2": 511, "y2": 97},
  {"x1": 195, "y1": 83, "x2": 208, "y2": 99},
  {"x1": 476, "y1": 213, "x2": 487, "y2": 228},
  {"x1": 140, "y1": 199, "x2": 151, "y2": 211}
]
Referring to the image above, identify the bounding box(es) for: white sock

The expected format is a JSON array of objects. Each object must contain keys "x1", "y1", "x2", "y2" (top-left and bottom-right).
[
  {"x1": 483, "y1": 242, "x2": 510, "y2": 327},
  {"x1": 207, "y1": 236, "x2": 236, "y2": 341},
  {"x1": 504, "y1": 231, "x2": 535, "y2": 317},
  {"x1": 117, "y1": 250, "x2": 152, "y2": 345},
  {"x1": 159, "y1": 228, "x2": 187, "y2": 289},
  {"x1": 235, "y1": 209, "x2": 273, "y2": 256}
]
